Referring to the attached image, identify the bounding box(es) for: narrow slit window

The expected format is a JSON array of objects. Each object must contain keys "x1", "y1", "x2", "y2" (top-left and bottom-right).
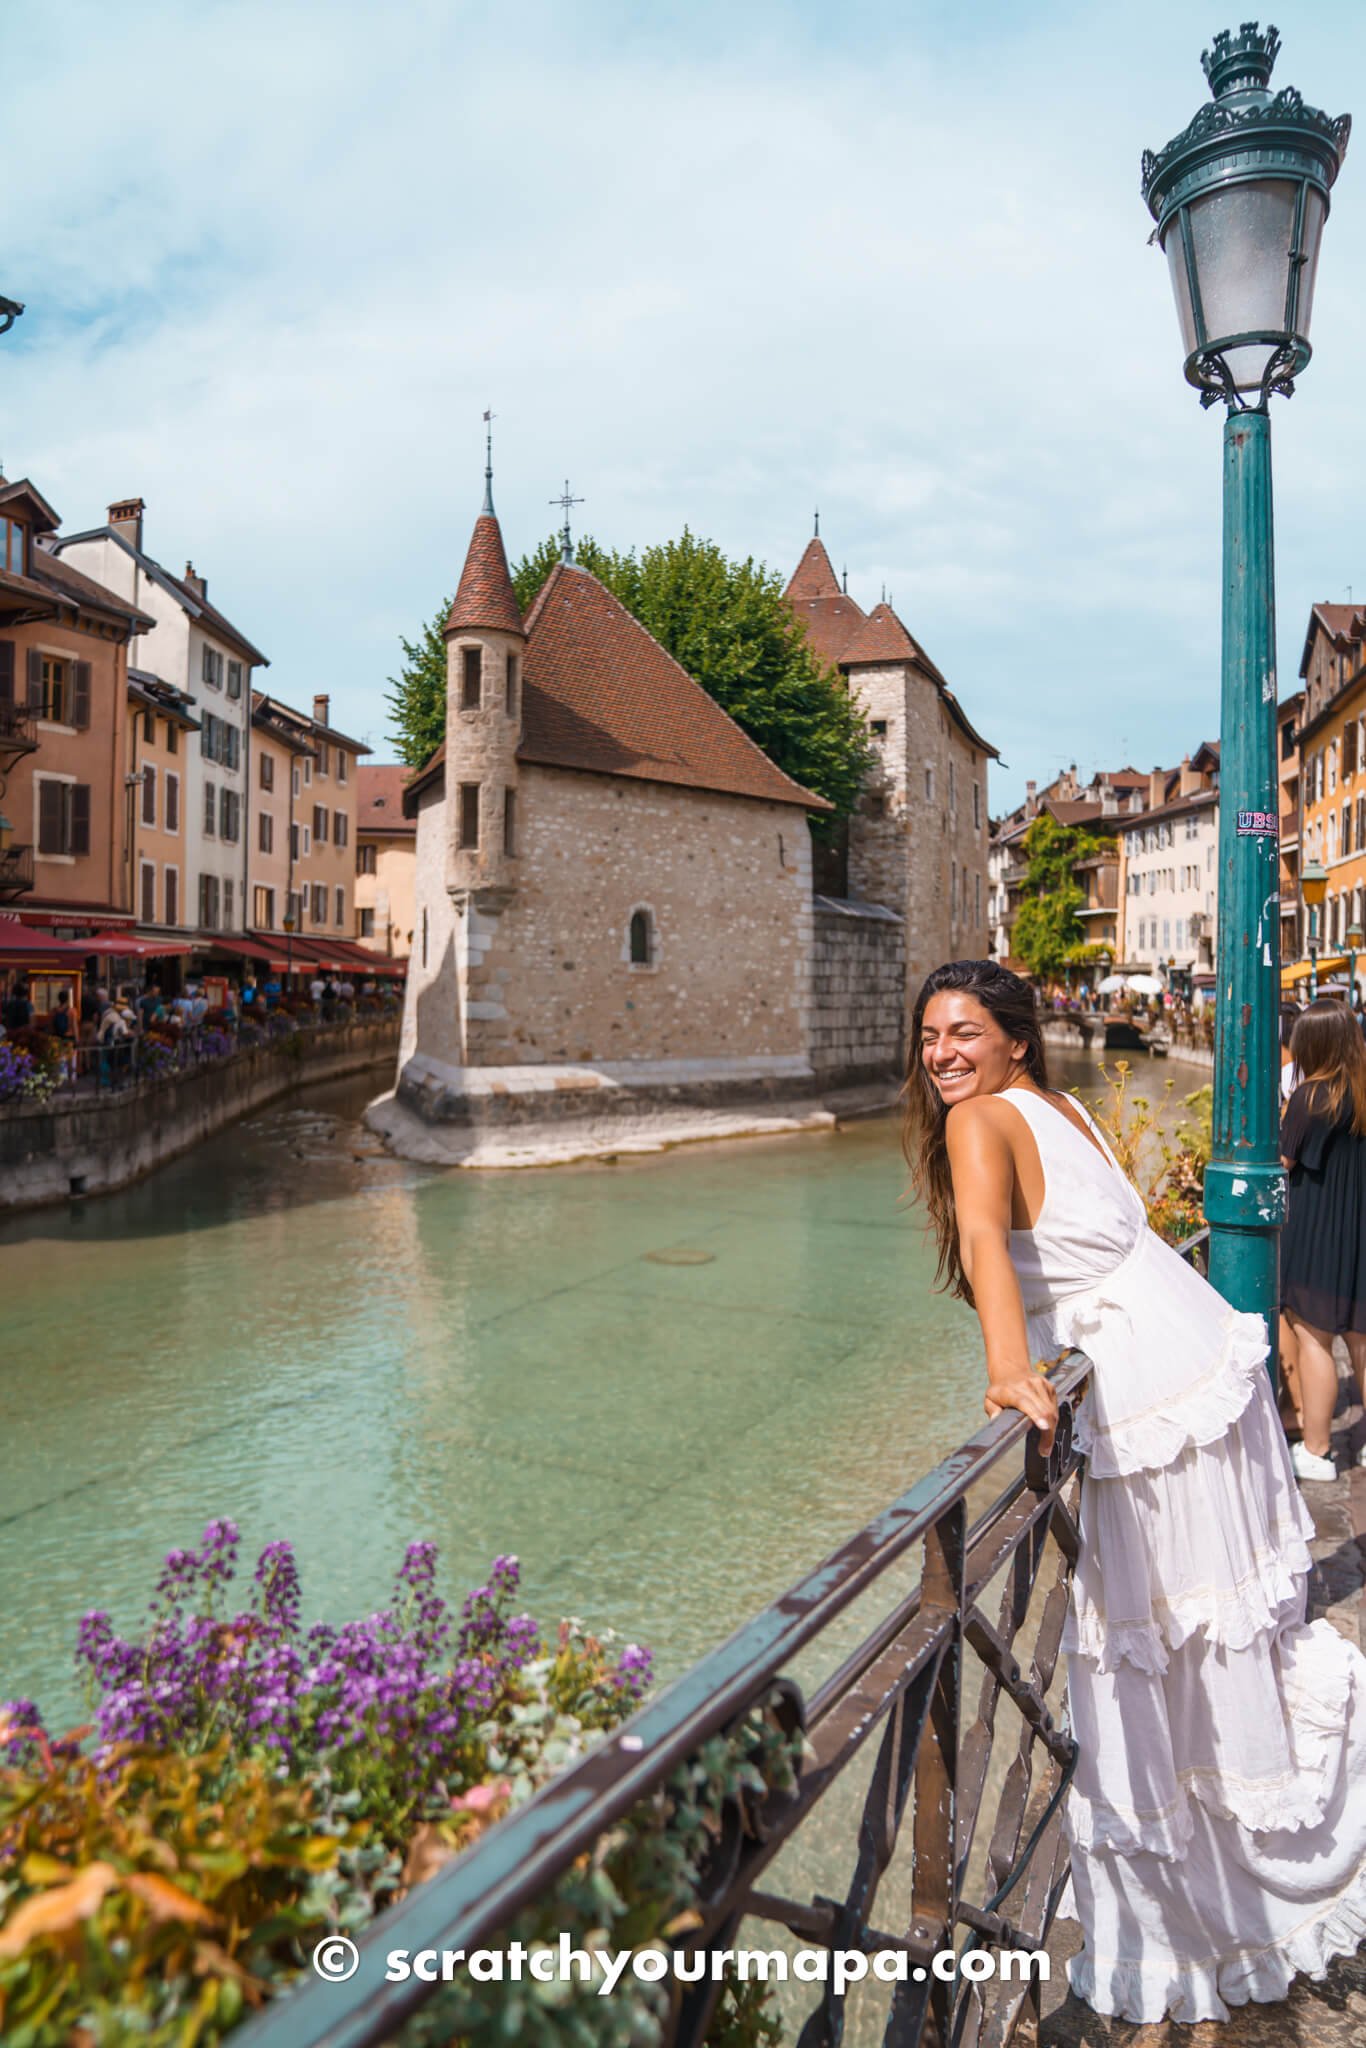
[
  {"x1": 458, "y1": 782, "x2": 480, "y2": 849},
  {"x1": 506, "y1": 655, "x2": 519, "y2": 716},
  {"x1": 461, "y1": 647, "x2": 482, "y2": 711},
  {"x1": 503, "y1": 788, "x2": 516, "y2": 855},
  {"x1": 629, "y1": 908, "x2": 652, "y2": 965}
]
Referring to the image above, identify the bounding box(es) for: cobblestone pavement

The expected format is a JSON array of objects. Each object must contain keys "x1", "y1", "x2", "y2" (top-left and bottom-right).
[{"x1": 1039, "y1": 1379, "x2": 1366, "y2": 2048}]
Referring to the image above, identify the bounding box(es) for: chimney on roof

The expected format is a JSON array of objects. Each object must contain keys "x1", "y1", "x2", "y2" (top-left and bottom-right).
[
  {"x1": 1101, "y1": 789, "x2": 1118, "y2": 816},
  {"x1": 109, "y1": 498, "x2": 144, "y2": 551},
  {"x1": 1149, "y1": 767, "x2": 1167, "y2": 808},
  {"x1": 1178, "y1": 753, "x2": 1201, "y2": 797},
  {"x1": 182, "y1": 560, "x2": 206, "y2": 600},
  {"x1": 313, "y1": 694, "x2": 330, "y2": 727},
  {"x1": 1025, "y1": 778, "x2": 1038, "y2": 819}
]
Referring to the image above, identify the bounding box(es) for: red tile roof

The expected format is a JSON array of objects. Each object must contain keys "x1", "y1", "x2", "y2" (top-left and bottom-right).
[
  {"x1": 408, "y1": 560, "x2": 828, "y2": 814},
  {"x1": 786, "y1": 537, "x2": 841, "y2": 603},
  {"x1": 783, "y1": 537, "x2": 866, "y2": 667},
  {"x1": 358, "y1": 763, "x2": 417, "y2": 835},
  {"x1": 839, "y1": 602, "x2": 920, "y2": 666},
  {"x1": 517, "y1": 564, "x2": 825, "y2": 807},
  {"x1": 445, "y1": 514, "x2": 524, "y2": 638}
]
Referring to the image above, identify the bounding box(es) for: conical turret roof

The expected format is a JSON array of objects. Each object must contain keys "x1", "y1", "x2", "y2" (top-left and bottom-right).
[{"x1": 444, "y1": 512, "x2": 525, "y2": 638}]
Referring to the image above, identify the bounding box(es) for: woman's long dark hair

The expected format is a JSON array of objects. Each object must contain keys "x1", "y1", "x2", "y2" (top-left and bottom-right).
[
  {"x1": 1289, "y1": 999, "x2": 1366, "y2": 1136},
  {"x1": 902, "y1": 960, "x2": 1049, "y2": 1304}
]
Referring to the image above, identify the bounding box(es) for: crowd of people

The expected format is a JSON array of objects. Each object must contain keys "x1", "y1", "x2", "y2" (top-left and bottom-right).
[{"x1": 0, "y1": 969, "x2": 398, "y2": 1092}]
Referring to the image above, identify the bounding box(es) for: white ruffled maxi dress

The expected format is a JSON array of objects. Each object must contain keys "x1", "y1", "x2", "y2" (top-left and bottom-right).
[{"x1": 998, "y1": 1085, "x2": 1366, "y2": 2024}]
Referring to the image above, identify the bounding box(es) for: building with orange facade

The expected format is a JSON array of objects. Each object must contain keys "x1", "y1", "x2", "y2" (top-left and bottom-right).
[
  {"x1": 1277, "y1": 690, "x2": 1304, "y2": 964},
  {"x1": 0, "y1": 476, "x2": 153, "y2": 940},
  {"x1": 355, "y1": 763, "x2": 416, "y2": 956},
  {"x1": 1295, "y1": 604, "x2": 1366, "y2": 991}
]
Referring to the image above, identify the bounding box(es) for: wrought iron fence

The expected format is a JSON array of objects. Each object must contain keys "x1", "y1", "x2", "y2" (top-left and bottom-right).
[{"x1": 236, "y1": 1353, "x2": 1092, "y2": 2048}]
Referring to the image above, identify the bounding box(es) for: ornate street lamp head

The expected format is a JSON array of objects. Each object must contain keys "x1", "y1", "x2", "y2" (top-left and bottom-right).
[{"x1": 1142, "y1": 24, "x2": 1350, "y2": 410}]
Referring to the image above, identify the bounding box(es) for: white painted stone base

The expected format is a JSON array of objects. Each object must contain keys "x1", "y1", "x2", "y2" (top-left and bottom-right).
[{"x1": 365, "y1": 1086, "x2": 838, "y2": 1169}]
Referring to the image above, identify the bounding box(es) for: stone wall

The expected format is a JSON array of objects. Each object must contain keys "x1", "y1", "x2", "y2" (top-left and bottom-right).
[
  {"x1": 0, "y1": 1019, "x2": 399, "y2": 1213},
  {"x1": 808, "y1": 895, "x2": 905, "y2": 1078},
  {"x1": 846, "y1": 662, "x2": 991, "y2": 1006},
  {"x1": 401, "y1": 763, "x2": 813, "y2": 1071}
]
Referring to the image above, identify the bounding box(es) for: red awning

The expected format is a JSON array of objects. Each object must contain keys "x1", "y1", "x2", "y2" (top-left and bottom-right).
[
  {"x1": 205, "y1": 934, "x2": 281, "y2": 967},
  {"x1": 0, "y1": 921, "x2": 90, "y2": 961},
  {"x1": 81, "y1": 933, "x2": 193, "y2": 960}
]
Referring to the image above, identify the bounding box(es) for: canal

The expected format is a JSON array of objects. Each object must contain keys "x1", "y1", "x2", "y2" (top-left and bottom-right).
[{"x1": 1, "y1": 1045, "x2": 1198, "y2": 1730}]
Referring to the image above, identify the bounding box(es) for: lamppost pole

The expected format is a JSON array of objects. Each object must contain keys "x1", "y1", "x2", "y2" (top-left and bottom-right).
[
  {"x1": 1205, "y1": 404, "x2": 1281, "y2": 1327},
  {"x1": 1142, "y1": 24, "x2": 1350, "y2": 1385}
]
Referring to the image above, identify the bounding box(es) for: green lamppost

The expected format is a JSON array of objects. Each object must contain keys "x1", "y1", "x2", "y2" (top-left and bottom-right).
[
  {"x1": 1301, "y1": 859, "x2": 1328, "y2": 1002},
  {"x1": 1347, "y1": 919, "x2": 1364, "y2": 1011},
  {"x1": 1143, "y1": 25, "x2": 1349, "y2": 1368}
]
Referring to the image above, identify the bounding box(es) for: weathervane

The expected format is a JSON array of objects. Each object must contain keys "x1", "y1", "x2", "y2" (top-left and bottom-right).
[
  {"x1": 551, "y1": 479, "x2": 584, "y2": 564},
  {"x1": 482, "y1": 409, "x2": 496, "y2": 515},
  {"x1": 814, "y1": 507, "x2": 820, "y2": 538}
]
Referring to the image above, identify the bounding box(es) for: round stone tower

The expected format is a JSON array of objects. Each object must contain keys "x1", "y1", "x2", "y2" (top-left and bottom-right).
[{"x1": 443, "y1": 479, "x2": 525, "y2": 909}]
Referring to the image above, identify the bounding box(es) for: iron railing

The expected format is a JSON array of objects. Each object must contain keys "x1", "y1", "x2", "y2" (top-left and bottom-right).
[{"x1": 236, "y1": 1355, "x2": 1091, "y2": 2048}]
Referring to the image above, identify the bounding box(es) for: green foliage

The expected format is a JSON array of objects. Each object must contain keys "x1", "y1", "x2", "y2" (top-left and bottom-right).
[
  {"x1": 385, "y1": 593, "x2": 453, "y2": 770},
  {"x1": 0, "y1": 1739, "x2": 386, "y2": 2045},
  {"x1": 1012, "y1": 814, "x2": 1109, "y2": 980},
  {"x1": 388, "y1": 529, "x2": 873, "y2": 825},
  {"x1": 1084, "y1": 1063, "x2": 1213, "y2": 1246}
]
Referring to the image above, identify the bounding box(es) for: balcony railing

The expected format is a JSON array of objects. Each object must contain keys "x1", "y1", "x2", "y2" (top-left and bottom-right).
[
  {"x1": 0, "y1": 842, "x2": 34, "y2": 900},
  {"x1": 235, "y1": 1355, "x2": 1092, "y2": 2048},
  {"x1": 0, "y1": 700, "x2": 37, "y2": 757}
]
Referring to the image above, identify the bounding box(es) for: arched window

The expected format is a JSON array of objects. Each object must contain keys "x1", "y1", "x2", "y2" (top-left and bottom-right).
[{"x1": 629, "y1": 908, "x2": 652, "y2": 966}]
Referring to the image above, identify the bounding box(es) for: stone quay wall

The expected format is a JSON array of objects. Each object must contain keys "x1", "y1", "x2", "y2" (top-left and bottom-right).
[
  {"x1": 0, "y1": 1018, "x2": 400, "y2": 1213},
  {"x1": 808, "y1": 895, "x2": 905, "y2": 1080}
]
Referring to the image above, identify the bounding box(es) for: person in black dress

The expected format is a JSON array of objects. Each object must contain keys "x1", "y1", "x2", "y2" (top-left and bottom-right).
[{"x1": 1280, "y1": 998, "x2": 1366, "y2": 1480}]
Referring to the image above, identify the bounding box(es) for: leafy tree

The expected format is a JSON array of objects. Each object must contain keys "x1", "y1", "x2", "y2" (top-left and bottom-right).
[
  {"x1": 387, "y1": 531, "x2": 873, "y2": 823},
  {"x1": 385, "y1": 595, "x2": 453, "y2": 769},
  {"x1": 1011, "y1": 813, "x2": 1107, "y2": 981}
]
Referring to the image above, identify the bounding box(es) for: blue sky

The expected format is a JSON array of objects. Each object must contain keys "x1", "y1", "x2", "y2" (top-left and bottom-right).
[{"x1": 2, "y1": 1, "x2": 1361, "y2": 809}]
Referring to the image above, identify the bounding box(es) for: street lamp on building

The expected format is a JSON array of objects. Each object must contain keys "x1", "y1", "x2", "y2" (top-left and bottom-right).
[
  {"x1": 1143, "y1": 25, "x2": 1349, "y2": 1370},
  {"x1": 1301, "y1": 859, "x2": 1328, "y2": 1002}
]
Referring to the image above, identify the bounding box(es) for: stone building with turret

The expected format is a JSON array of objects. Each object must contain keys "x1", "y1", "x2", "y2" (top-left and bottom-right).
[{"x1": 373, "y1": 488, "x2": 995, "y2": 1165}]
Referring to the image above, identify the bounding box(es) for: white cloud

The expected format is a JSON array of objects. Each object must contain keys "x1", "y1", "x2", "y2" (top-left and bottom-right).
[{"x1": 0, "y1": 0, "x2": 1360, "y2": 790}]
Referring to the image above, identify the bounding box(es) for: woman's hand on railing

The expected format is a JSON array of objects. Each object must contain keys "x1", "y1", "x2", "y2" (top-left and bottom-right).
[{"x1": 984, "y1": 1370, "x2": 1059, "y2": 1453}]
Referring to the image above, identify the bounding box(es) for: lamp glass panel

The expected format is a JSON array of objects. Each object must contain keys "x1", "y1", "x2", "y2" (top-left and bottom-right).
[
  {"x1": 1162, "y1": 217, "x2": 1200, "y2": 358},
  {"x1": 1295, "y1": 186, "x2": 1327, "y2": 338},
  {"x1": 1187, "y1": 177, "x2": 1299, "y2": 389}
]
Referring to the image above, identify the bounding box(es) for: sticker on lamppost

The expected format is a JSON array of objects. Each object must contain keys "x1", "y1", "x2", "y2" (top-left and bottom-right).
[{"x1": 1236, "y1": 810, "x2": 1278, "y2": 837}]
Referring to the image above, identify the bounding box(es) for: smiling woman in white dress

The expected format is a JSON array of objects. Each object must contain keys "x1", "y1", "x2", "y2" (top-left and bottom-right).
[{"x1": 904, "y1": 958, "x2": 1366, "y2": 2025}]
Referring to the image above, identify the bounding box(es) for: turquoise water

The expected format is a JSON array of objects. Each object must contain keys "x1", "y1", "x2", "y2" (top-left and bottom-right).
[{"x1": 0, "y1": 1046, "x2": 1159, "y2": 1729}]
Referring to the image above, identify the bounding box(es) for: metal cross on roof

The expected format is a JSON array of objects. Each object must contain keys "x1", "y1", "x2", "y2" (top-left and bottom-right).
[
  {"x1": 482, "y1": 409, "x2": 497, "y2": 515},
  {"x1": 551, "y1": 479, "x2": 584, "y2": 564}
]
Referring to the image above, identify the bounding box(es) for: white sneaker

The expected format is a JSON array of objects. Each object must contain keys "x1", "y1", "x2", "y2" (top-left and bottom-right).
[
  {"x1": 1356, "y1": 1442, "x2": 1366, "y2": 1468},
  {"x1": 1291, "y1": 1441, "x2": 1337, "y2": 1483}
]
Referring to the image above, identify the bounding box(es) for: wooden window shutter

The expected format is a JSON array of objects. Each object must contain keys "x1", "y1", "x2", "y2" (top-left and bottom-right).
[
  {"x1": 0, "y1": 640, "x2": 13, "y2": 703},
  {"x1": 141, "y1": 864, "x2": 156, "y2": 923},
  {"x1": 166, "y1": 774, "x2": 179, "y2": 834},
  {"x1": 26, "y1": 647, "x2": 42, "y2": 710},
  {"x1": 71, "y1": 785, "x2": 91, "y2": 856},
  {"x1": 38, "y1": 780, "x2": 63, "y2": 852},
  {"x1": 71, "y1": 661, "x2": 92, "y2": 729}
]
